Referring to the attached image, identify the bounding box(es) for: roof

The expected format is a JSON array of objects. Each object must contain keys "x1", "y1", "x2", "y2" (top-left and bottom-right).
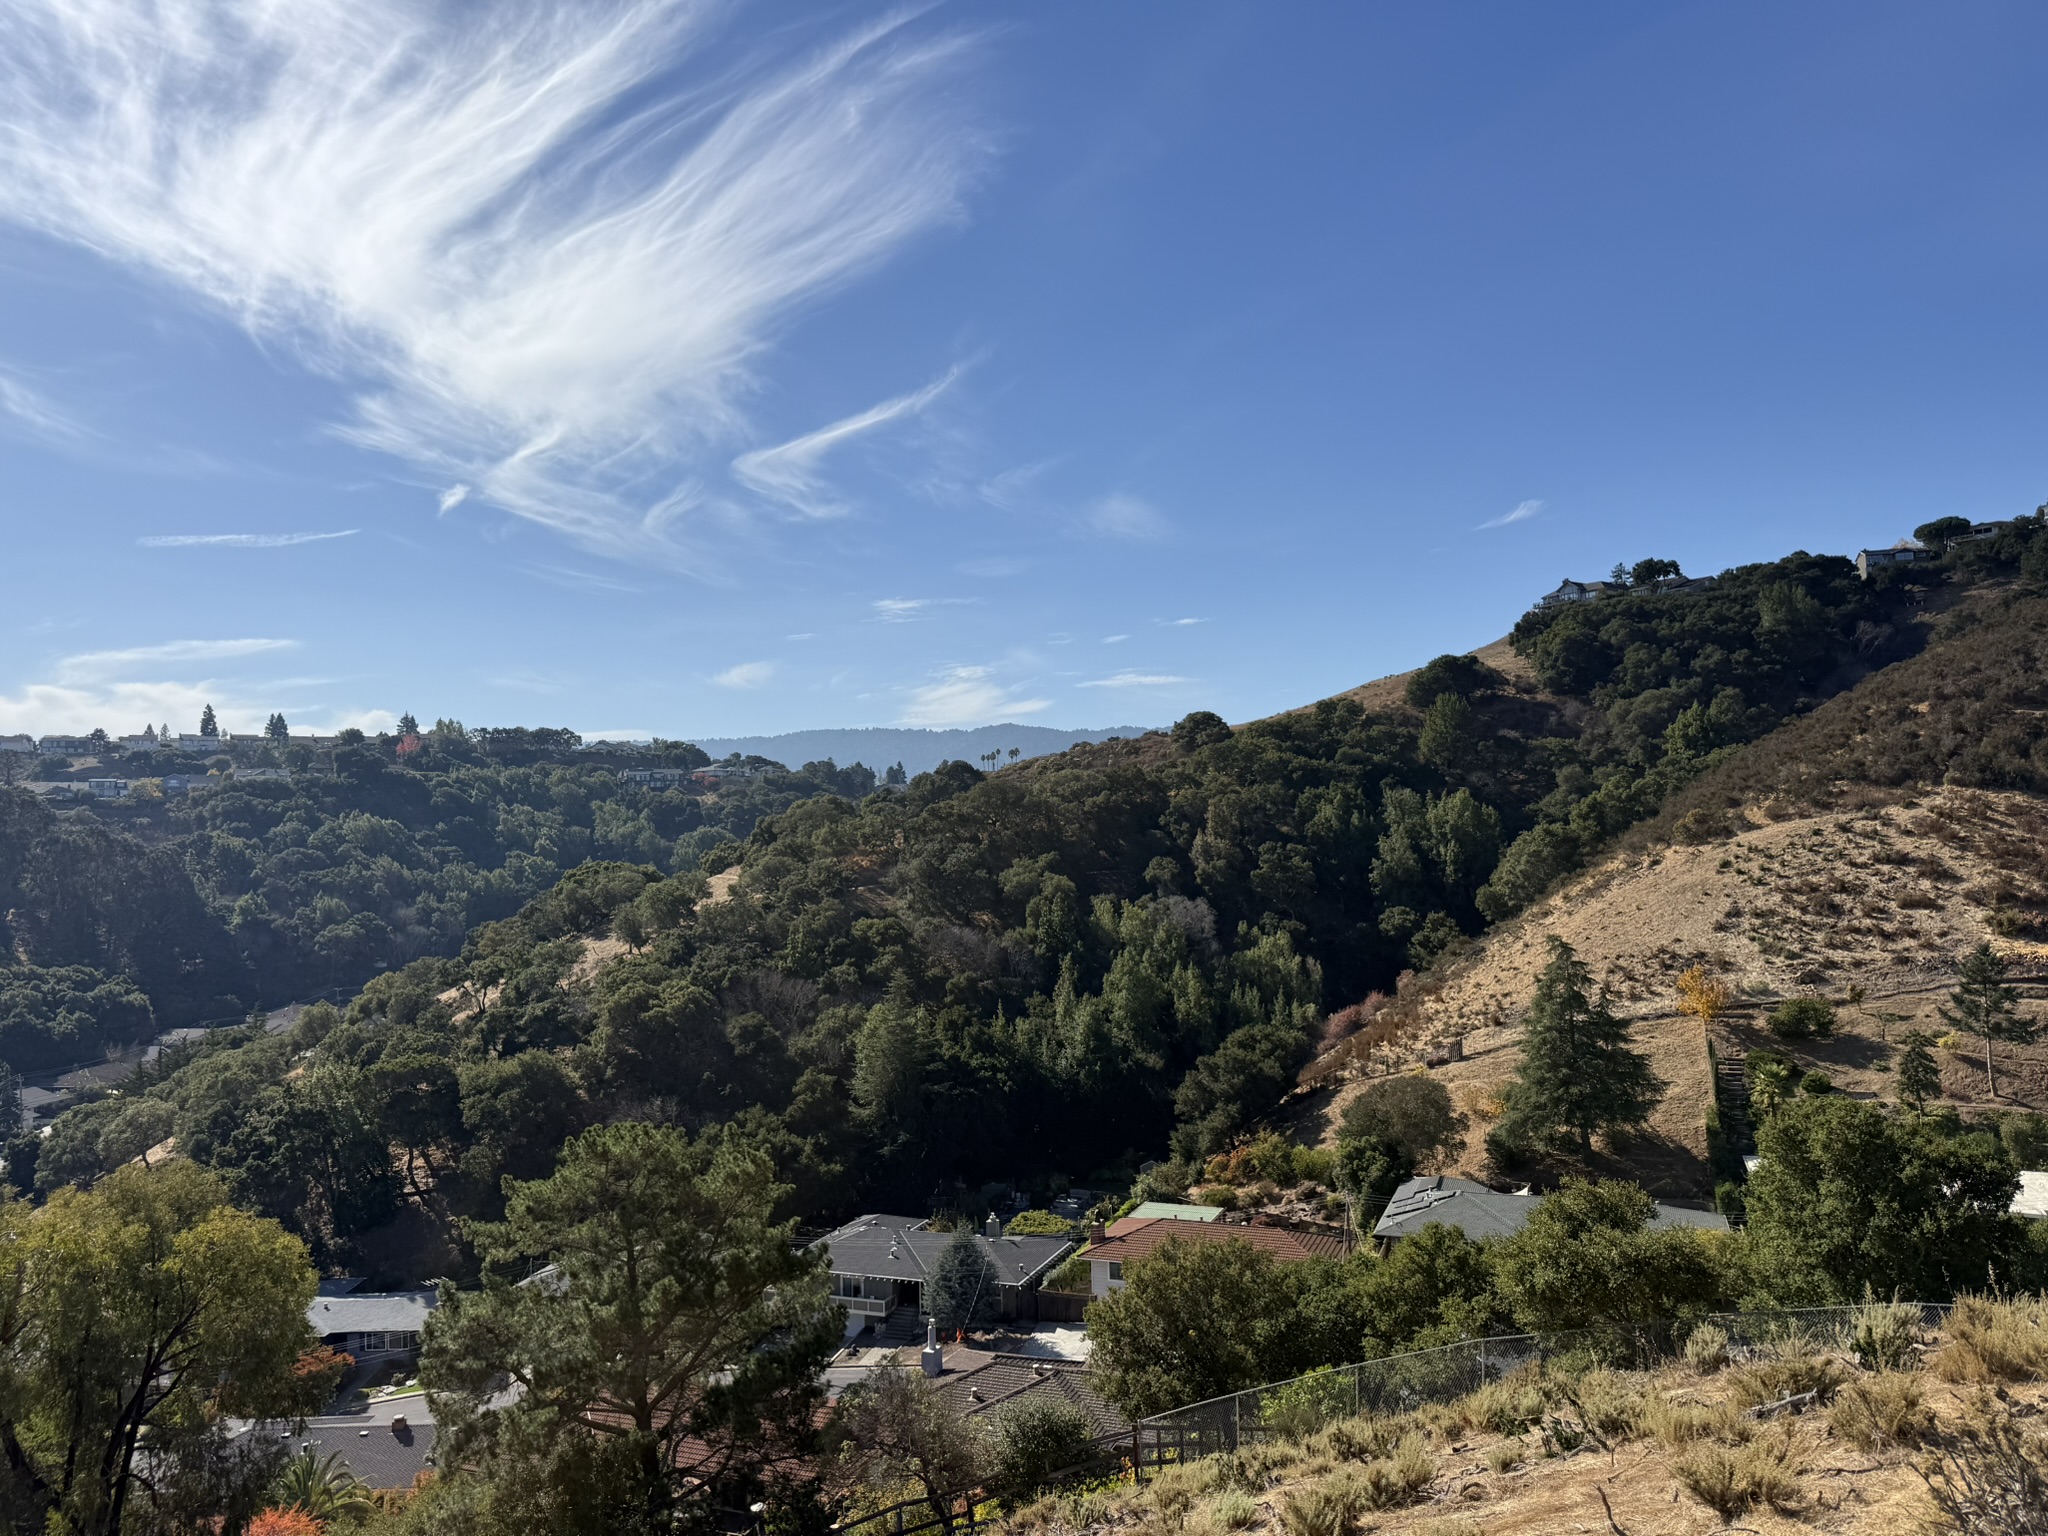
[
  {"x1": 238, "y1": 1399, "x2": 436, "y2": 1491},
  {"x1": 1089, "y1": 1218, "x2": 1348, "y2": 1265},
  {"x1": 308, "y1": 1290, "x2": 438, "y2": 1335},
  {"x1": 929, "y1": 1348, "x2": 1130, "y2": 1439},
  {"x1": 818, "y1": 1216, "x2": 1073, "y2": 1289},
  {"x1": 1371, "y1": 1176, "x2": 1729, "y2": 1242},
  {"x1": 2014, "y1": 1170, "x2": 2048, "y2": 1219},
  {"x1": 1128, "y1": 1201, "x2": 1224, "y2": 1222}
]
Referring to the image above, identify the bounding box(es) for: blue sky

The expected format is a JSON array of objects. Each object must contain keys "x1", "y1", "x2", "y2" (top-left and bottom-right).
[{"x1": 2, "y1": 2, "x2": 2045, "y2": 740}]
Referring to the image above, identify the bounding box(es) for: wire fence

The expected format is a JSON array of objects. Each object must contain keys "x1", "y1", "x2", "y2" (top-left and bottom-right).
[{"x1": 1132, "y1": 1302, "x2": 1948, "y2": 1461}]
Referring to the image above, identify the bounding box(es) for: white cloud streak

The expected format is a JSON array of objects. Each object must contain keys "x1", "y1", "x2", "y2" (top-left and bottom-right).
[
  {"x1": 0, "y1": 1, "x2": 986, "y2": 565},
  {"x1": 57, "y1": 638, "x2": 298, "y2": 682},
  {"x1": 1478, "y1": 498, "x2": 1545, "y2": 530},
  {"x1": 732, "y1": 368, "x2": 957, "y2": 518},
  {"x1": 711, "y1": 660, "x2": 775, "y2": 688},
  {"x1": 1078, "y1": 671, "x2": 1192, "y2": 689},
  {"x1": 871, "y1": 596, "x2": 970, "y2": 623},
  {"x1": 138, "y1": 531, "x2": 357, "y2": 548},
  {"x1": 898, "y1": 666, "x2": 1050, "y2": 728}
]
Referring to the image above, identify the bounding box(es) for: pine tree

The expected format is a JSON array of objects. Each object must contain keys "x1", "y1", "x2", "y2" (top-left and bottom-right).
[
  {"x1": 1939, "y1": 942, "x2": 2037, "y2": 1099},
  {"x1": 1895, "y1": 1032, "x2": 1941, "y2": 1114},
  {"x1": 264, "y1": 713, "x2": 289, "y2": 742},
  {"x1": 198, "y1": 704, "x2": 218, "y2": 738},
  {"x1": 397, "y1": 712, "x2": 420, "y2": 736},
  {"x1": 1498, "y1": 936, "x2": 1665, "y2": 1155},
  {"x1": 927, "y1": 1228, "x2": 1000, "y2": 1337}
]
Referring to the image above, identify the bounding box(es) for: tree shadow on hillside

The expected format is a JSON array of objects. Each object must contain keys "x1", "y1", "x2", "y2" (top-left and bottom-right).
[{"x1": 1487, "y1": 1127, "x2": 1713, "y2": 1206}]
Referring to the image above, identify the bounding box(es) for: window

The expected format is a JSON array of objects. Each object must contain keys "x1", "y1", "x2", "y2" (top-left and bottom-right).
[{"x1": 1106, "y1": 1262, "x2": 1123, "y2": 1282}]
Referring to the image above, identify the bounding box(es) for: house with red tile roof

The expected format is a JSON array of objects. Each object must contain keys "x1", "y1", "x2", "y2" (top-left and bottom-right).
[{"x1": 1081, "y1": 1217, "x2": 1349, "y2": 1299}]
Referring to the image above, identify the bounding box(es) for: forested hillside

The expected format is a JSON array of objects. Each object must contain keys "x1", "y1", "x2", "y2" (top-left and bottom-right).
[
  {"x1": 0, "y1": 739, "x2": 879, "y2": 1064},
  {"x1": 21, "y1": 530, "x2": 2036, "y2": 1280}
]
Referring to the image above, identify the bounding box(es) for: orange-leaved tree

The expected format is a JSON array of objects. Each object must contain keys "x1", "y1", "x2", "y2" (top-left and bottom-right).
[
  {"x1": 248, "y1": 1509, "x2": 323, "y2": 1536},
  {"x1": 1675, "y1": 965, "x2": 1733, "y2": 1026}
]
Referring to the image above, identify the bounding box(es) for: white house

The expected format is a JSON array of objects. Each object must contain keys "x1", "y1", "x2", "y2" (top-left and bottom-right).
[
  {"x1": 0, "y1": 735, "x2": 33, "y2": 754},
  {"x1": 37, "y1": 736, "x2": 93, "y2": 756}
]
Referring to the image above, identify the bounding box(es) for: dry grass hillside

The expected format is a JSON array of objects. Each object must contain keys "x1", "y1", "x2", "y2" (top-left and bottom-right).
[
  {"x1": 1291, "y1": 589, "x2": 2048, "y2": 1196},
  {"x1": 1296, "y1": 785, "x2": 2048, "y2": 1197},
  {"x1": 1004, "y1": 1297, "x2": 2048, "y2": 1536}
]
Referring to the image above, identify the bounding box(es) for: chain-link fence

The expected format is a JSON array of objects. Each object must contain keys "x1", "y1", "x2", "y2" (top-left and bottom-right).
[{"x1": 1131, "y1": 1303, "x2": 1944, "y2": 1463}]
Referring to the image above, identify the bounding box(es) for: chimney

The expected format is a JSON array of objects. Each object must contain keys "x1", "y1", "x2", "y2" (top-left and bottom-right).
[
  {"x1": 984, "y1": 1215, "x2": 1002, "y2": 1240},
  {"x1": 1089, "y1": 1221, "x2": 1106, "y2": 1244},
  {"x1": 920, "y1": 1318, "x2": 944, "y2": 1378}
]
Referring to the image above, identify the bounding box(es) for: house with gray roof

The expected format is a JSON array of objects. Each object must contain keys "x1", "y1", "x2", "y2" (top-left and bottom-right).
[
  {"x1": 1371, "y1": 1175, "x2": 1727, "y2": 1249},
  {"x1": 237, "y1": 1395, "x2": 436, "y2": 1492},
  {"x1": 308, "y1": 1281, "x2": 438, "y2": 1362},
  {"x1": 816, "y1": 1216, "x2": 1073, "y2": 1340}
]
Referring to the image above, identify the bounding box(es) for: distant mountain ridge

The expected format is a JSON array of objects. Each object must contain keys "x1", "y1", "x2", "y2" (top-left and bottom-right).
[{"x1": 689, "y1": 723, "x2": 1161, "y2": 776}]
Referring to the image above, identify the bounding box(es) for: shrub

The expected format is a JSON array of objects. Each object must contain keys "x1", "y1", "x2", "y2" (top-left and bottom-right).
[
  {"x1": 1769, "y1": 997, "x2": 1836, "y2": 1039},
  {"x1": 1724, "y1": 1332, "x2": 1845, "y2": 1407},
  {"x1": 1643, "y1": 1397, "x2": 1751, "y2": 1450},
  {"x1": 1917, "y1": 1400, "x2": 2048, "y2": 1536},
  {"x1": 1205, "y1": 1491, "x2": 1259, "y2": 1531},
  {"x1": 1486, "y1": 1439, "x2": 1523, "y2": 1473},
  {"x1": 1800, "y1": 1070, "x2": 1834, "y2": 1095},
  {"x1": 1669, "y1": 1429, "x2": 1804, "y2": 1520},
  {"x1": 1279, "y1": 1479, "x2": 1357, "y2": 1536},
  {"x1": 1683, "y1": 1322, "x2": 1730, "y2": 1374},
  {"x1": 991, "y1": 1396, "x2": 1102, "y2": 1498},
  {"x1": 1317, "y1": 1416, "x2": 1401, "y2": 1464},
  {"x1": 1005, "y1": 1210, "x2": 1078, "y2": 1238},
  {"x1": 1933, "y1": 1294, "x2": 2048, "y2": 1383},
  {"x1": 1850, "y1": 1296, "x2": 1923, "y2": 1372},
  {"x1": 1566, "y1": 1368, "x2": 1645, "y2": 1441},
  {"x1": 1352, "y1": 1435, "x2": 1435, "y2": 1510},
  {"x1": 1829, "y1": 1373, "x2": 1931, "y2": 1451},
  {"x1": 1461, "y1": 1370, "x2": 1547, "y2": 1437},
  {"x1": 1260, "y1": 1367, "x2": 1355, "y2": 1441}
]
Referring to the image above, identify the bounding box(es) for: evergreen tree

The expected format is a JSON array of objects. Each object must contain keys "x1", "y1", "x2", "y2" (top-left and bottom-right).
[
  {"x1": 1497, "y1": 937, "x2": 1664, "y2": 1155},
  {"x1": 1939, "y1": 942, "x2": 2036, "y2": 1099},
  {"x1": 198, "y1": 704, "x2": 218, "y2": 737},
  {"x1": 422, "y1": 1123, "x2": 838, "y2": 1531},
  {"x1": 927, "y1": 1228, "x2": 999, "y2": 1337},
  {"x1": 264, "y1": 713, "x2": 289, "y2": 742},
  {"x1": 1896, "y1": 1032, "x2": 1941, "y2": 1114},
  {"x1": 397, "y1": 712, "x2": 420, "y2": 736}
]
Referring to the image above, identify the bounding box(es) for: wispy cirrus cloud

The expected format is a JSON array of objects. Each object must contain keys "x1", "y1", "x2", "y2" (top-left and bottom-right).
[
  {"x1": 0, "y1": 1, "x2": 988, "y2": 566},
  {"x1": 733, "y1": 368, "x2": 958, "y2": 518},
  {"x1": 138, "y1": 531, "x2": 357, "y2": 548},
  {"x1": 0, "y1": 366, "x2": 93, "y2": 446},
  {"x1": 871, "y1": 597, "x2": 971, "y2": 623},
  {"x1": 57, "y1": 638, "x2": 298, "y2": 683},
  {"x1": 711, "y1": 660, "x2": 776, "y2": 688},
  {"x1": 1085, "y1": 493, "x2": 1170, "y2": 542},
  {"x1": 899, "y1": 665, "x2": 1050, "y2": 728},
  {"x1": 1078, "y1": 671, "x2": 1192, "y2": 689},
  {"x1": 1478, "y1": 498, "x2": 1545, "y2": 531}
]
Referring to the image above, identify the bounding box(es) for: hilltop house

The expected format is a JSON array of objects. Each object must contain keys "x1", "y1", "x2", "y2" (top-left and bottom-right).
[
  {"x1": 815, "y1": 1215, "x2": 1073, "y2": 1340},
  {"x1": 36, "y1": 735, "x2": 93, "y2": 756},
  {"x1": 619, "y1": 767, "x2": 698, "y2": 789},
  {"x1": 1536, "y1": 579, "x2": 1618, "y2": 609},
  {"x1": 0, "y1": 735, "x2": 32, "y2": 754},
  {"x1": 1855, "y1": 542, "x2": 1929, "y2": 579},
  {"x1": 1080, "y1": 1216, "x2": 1348, "y2": 1300},
  {"x1": 1371, "y1": 1175, "x2": 1727, "y2": 1251}
]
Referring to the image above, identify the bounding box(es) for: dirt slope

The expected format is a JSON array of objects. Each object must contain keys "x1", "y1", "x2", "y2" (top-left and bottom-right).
[{"x1": 1295, "y1": 784, "x2": 2048, "y2": 1196}]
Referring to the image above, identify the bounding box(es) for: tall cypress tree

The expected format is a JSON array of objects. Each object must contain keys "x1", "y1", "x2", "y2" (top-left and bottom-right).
[
  {"x1": 1499, "y1": 936, "x2": 1664, "y2": 1155},
  {"x1": 927, "y1": 1228, "x2": 1000, "y2": 1337},
  {"x1": 198, "y1": 704, "x2": 218, "y2": 738}
]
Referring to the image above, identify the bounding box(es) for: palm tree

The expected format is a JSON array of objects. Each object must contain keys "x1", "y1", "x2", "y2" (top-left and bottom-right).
[{"x1": 271, "y1": 1447, "x2": 375, "y2": 1521}]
